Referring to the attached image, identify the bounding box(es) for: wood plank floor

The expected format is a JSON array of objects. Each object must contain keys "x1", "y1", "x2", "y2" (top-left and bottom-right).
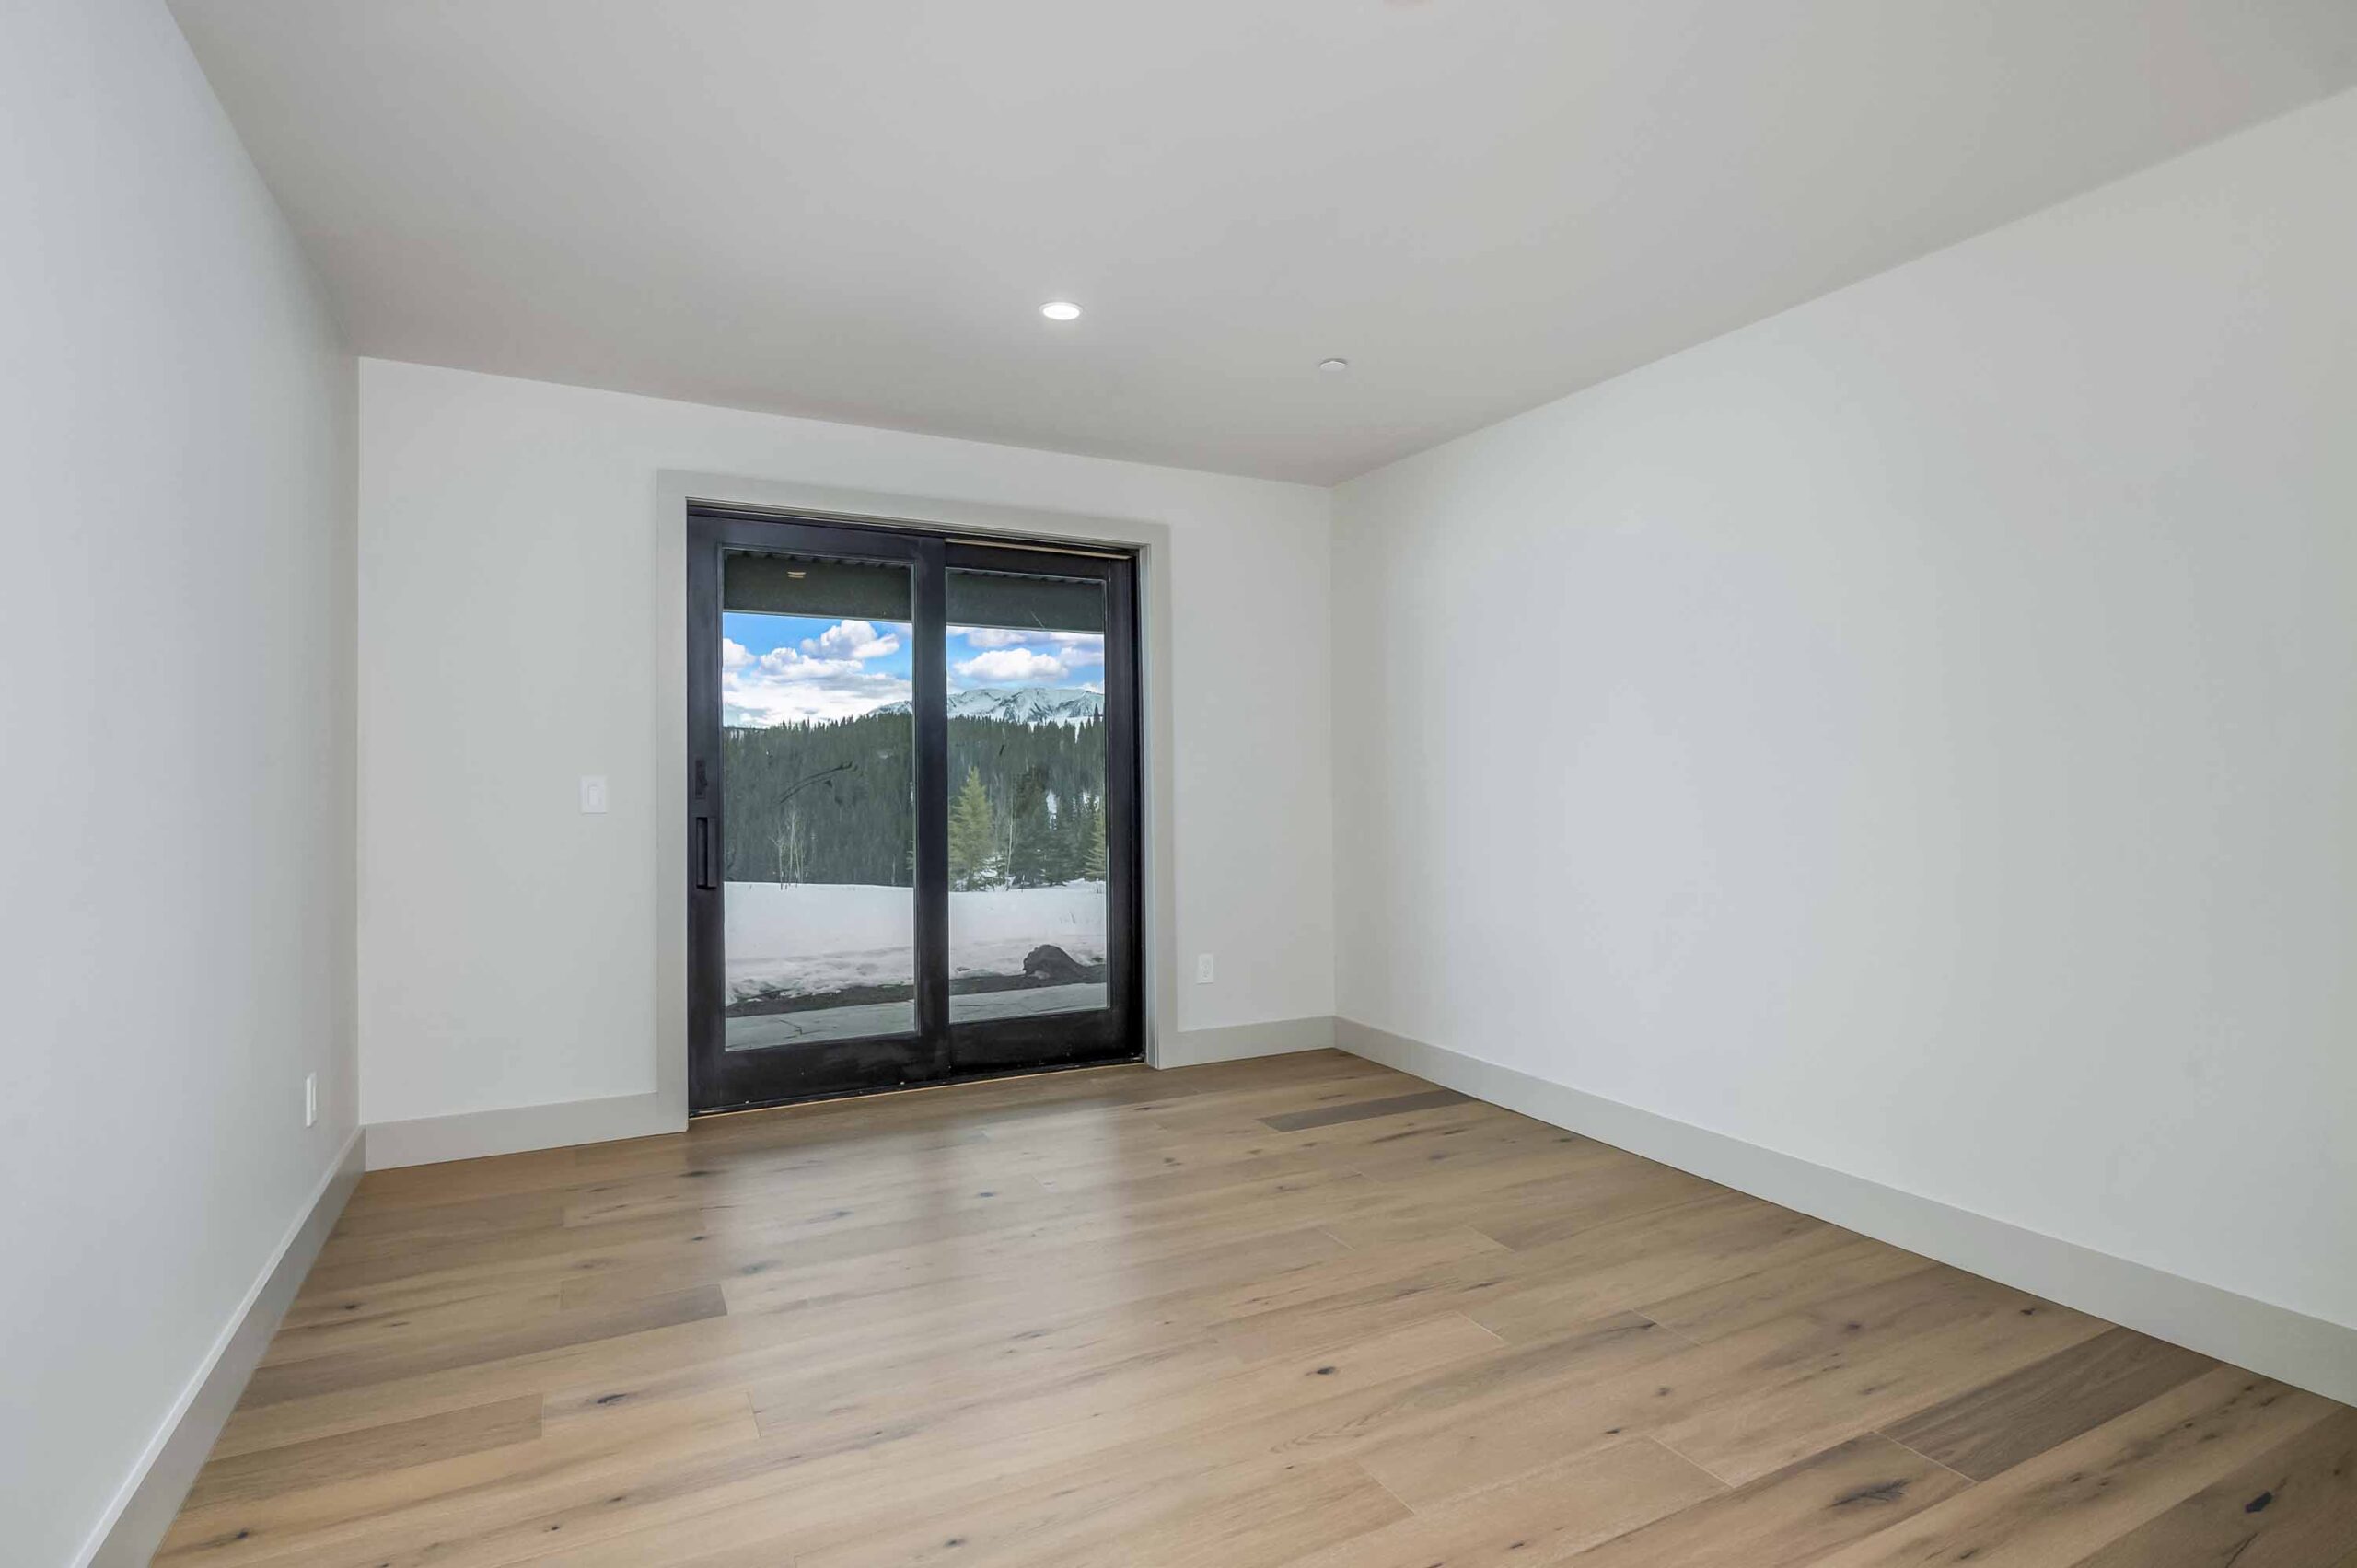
[{"x1": 157, "y1": 1051, "x2": 2357, "y2": 1567}]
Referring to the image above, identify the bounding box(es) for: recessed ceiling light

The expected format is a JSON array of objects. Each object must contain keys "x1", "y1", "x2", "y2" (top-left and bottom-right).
[
  {"x1": 1039, "y1": 300, "x2": 1083, "y2": 321},
  {"x1": 1319, "y1": 357, "x2": 1351, "y2": 373}
]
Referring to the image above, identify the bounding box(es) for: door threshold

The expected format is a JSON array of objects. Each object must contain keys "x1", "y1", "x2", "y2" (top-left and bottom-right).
[{"x1": 689, "y1": 1053, "x2": 1146, "y2": 1120}]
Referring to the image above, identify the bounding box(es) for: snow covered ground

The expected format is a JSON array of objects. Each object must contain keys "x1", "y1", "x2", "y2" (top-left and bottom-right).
[{"x1": 724, "y1": 881, "x2": 1107, "y2": 1003}]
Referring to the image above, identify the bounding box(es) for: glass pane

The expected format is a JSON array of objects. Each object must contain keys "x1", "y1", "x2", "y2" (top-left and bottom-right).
[
  {"x1": 718, "y1": 551, "x2": 916, "y2": 1050},
  {"x1": 945, "y1": 567, "x2": 1109, "y2": 1024}
]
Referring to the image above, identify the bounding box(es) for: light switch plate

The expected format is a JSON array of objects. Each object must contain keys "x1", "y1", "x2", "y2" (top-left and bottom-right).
[
  {"x1": 1196, "y1": 953, "x2": 1215, "y2": 984},
  {"x1": 580, "y1": 774, "x2": 610, "y2": 814}
]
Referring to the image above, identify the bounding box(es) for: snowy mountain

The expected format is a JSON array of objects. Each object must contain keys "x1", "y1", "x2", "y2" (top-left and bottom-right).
[{"x1": 876, "y1": 686, "x2": 1104, "y2": 725}]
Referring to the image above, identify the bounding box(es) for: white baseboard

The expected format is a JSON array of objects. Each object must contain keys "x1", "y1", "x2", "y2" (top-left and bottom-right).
[
  {"x1": 79, "y1": 1129, "x2": 363, "y2": 1568},
  {"x1": 1156, "y1": 1014, "x2": 1336, "y2": 1069},
  {"x1": 365, "y1": 1090, "x2": 682, "y2": 1170},
  {"x1": 1333, "y1": 1016, "x2": 2357, "y2": 1407}
]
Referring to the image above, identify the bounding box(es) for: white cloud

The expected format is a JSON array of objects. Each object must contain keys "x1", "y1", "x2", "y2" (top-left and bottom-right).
[
  {"x1": 723, "y1": 668, "x2": 910, "y2": 726},
  {"x1": 951, "y1": 627, "x2": 1103, "y2": 665},
  {"x1": 752, "y1": 646, "x2": 863, "y2": 679},
  {"x1": 724, "y1": 641, "x2": 908, "y2": 726},
  {"x1": 954, "y1": 647, "x2": 1069, "y2": 683},
  {"x1": 799, "y1": 619, "x2": 901, "y2": 661}
]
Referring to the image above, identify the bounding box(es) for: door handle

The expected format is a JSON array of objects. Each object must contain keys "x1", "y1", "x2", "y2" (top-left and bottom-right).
[{"x1": 693, "y1": 816, "x2": 717, "y2": 890}]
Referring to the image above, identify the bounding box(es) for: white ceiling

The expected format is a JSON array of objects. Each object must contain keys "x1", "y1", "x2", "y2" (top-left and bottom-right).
[{"x1": 170, "y1": 1, "x2": 2357, "y2": 484}]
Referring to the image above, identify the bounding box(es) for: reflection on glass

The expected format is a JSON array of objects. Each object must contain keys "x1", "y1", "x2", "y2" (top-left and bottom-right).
[
  {"x1": 945, "y1": 568, "x2": 1109, "y2": 1024},
  {"x1": 719, "y1": 552, "x2": 916, "y2": 1051}
]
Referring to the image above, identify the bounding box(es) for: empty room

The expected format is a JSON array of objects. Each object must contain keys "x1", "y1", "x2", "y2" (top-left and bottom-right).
[{"x1": 9, "y1": 1, "x2": 2357, "y2": 1563}]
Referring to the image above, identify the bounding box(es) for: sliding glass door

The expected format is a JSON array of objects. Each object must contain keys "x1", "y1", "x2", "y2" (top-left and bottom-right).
[
  {"x1": 687, "y1": 509, "x2": 1140, "y2": 1111},
  {"x1": 942, "y1": 547, "x2": 1139, "y2": 1072}
]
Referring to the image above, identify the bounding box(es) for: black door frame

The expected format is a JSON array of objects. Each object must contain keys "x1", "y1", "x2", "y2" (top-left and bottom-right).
[{"x1": 686, "y1": 505, "x2": 1142, "y2": 1113}]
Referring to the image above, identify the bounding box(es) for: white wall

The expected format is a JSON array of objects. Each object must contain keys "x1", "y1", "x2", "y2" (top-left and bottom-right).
[
  {"x1": 0, "y1": 2, "x2": 358, "y2": 1561},
  {"x1": 358, "y1": 360, "x2": 1333, "y2": 1126},
  {"x1": 1333, "y1": 93, "x2": 2357, "y2": 1333}
]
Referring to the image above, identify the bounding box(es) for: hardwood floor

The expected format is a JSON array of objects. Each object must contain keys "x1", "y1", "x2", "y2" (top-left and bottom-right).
[{"x1": 157, "y1": 1051, "x2": 2357, "y2": 1567}]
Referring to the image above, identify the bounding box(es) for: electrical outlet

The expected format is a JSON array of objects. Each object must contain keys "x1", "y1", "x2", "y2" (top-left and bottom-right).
[
  {"x1": 579, "y1": 774, "x2": 610, "y2": 814},
  {"x1": 304, "y1": 1073, "x2": 318, "y2": 1129},
  {"x1": 1195, "y1": 952, "x2": 1215, "y2": 984}
]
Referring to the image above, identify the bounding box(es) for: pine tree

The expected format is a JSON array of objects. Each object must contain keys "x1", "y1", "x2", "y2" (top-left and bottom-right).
[
  {"x1": 947, "y1": 765, "x2": 996, "y2": 889},
  {"x1": 1043, "y1": 793, "x2": 1086, "y2": 885},
  {"x1": 1083, "y1": 794, "x2": 1108, "y2": 881},
  {"x1": 1005, "y1": 766, "x2": 1054, "y2": 888}
]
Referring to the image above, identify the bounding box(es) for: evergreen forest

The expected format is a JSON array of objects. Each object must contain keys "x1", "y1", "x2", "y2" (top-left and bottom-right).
[{"x1": 720, "y1": 712, "x2": 1108, "y2": 889}]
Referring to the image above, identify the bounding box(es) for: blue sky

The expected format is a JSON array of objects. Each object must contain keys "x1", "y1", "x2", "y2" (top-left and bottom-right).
[{"x1": 722, "y1": 613, "x2": 1104, "y2": 726}]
